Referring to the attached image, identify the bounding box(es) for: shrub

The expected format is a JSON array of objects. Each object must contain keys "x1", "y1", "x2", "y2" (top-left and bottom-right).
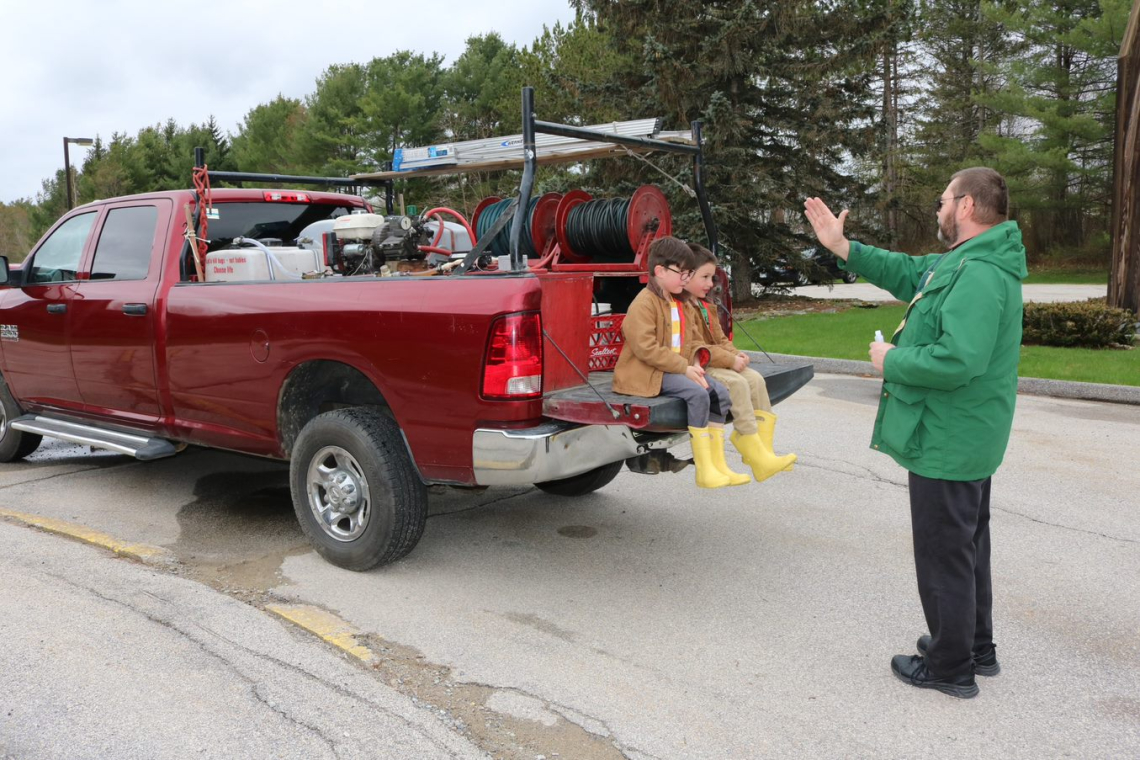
[{"x1": 1023, "y1": 298, "x2": 1137, "y2": 348}]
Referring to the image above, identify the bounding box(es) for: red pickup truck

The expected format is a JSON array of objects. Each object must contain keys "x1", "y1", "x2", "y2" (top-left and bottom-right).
[{"x1": 0, "y1": 97, "x2": 811, "y2": 570}]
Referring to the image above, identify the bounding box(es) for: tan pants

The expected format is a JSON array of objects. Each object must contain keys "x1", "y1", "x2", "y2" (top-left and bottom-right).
[{"x1": 706, "y1": 367, "x2": 771, "y2": 435}]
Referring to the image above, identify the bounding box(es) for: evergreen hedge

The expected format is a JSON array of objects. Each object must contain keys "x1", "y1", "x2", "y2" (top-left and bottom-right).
[{"x1": 1023, "y1": 299, "x2": 1137, "y2": 349}]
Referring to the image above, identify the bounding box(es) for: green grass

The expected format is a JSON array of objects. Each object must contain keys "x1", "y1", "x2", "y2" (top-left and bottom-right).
[
  {"x1": 736, "y1": 305, "x2": 1139, "y2": 386},
  {"x1": 1023, "y1": 269, "x2": 1108, "y2": 285},
  {"x1": 736, "y1": 305, "x2": 909, "y2": 361}
]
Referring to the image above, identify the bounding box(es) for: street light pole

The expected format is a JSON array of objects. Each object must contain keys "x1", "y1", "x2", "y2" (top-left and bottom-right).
[{"x1": 63, "y1": 136, "x2": 94, "y2": 210}]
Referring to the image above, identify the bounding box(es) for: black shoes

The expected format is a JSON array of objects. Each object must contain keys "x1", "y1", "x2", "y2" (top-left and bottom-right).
[
  {"x1": 891, "y1": 654, "x2": 979, "y2": 699},
  {"x1": 917, "y1": 635, "x2": 1002, "y2": 676}
]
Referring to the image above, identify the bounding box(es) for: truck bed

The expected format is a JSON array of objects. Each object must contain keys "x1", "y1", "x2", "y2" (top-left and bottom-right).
[{"x1": 543, "y1": 355, "x2": 814, "y2": 431}]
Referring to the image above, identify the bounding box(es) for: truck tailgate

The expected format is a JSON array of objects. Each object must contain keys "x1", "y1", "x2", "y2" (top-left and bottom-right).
[{"x1": 543, "y1": 355, "x2": 814, "y2": 431}]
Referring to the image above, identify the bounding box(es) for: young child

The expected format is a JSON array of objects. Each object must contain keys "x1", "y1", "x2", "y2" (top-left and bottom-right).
[
  {"x1": 683, "y1": 243, "x2": 796, "y2": 482},
  {"x1": 612, "y1": 236, "x2": 749, "y2": 489}
]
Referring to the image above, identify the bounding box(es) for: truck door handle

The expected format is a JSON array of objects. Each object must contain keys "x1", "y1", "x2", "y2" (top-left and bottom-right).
[
  {"x1": 46, "y1": 304, "x2": 66, "y2": 314},
  {"x1": 123, "y1": 303, "x2": 148, "y2": 316}
]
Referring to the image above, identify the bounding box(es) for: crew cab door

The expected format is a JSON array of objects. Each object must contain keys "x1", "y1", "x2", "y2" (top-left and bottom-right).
[
  {"x1": 0, "y1": 210, "x2": 98, "y2": 409},
  {"x1": 70, "y1": 201, "x2": 169, "y2": 423}
]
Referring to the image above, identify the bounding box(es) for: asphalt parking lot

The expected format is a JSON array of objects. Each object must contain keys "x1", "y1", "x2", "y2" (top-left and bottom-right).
[{"x1": 2, "y1": 372, "x2": 1137, "y2": 758}]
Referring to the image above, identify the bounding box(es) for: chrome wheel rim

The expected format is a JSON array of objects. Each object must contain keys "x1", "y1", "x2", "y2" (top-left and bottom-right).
[{"x1": 306, "y1": 446, "x2": 371, "y2": 542}]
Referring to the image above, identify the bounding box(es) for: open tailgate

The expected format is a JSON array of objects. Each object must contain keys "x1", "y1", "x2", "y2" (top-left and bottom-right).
[{"x1": 543, "y1": 355, "x2": 814, "y2": 431}]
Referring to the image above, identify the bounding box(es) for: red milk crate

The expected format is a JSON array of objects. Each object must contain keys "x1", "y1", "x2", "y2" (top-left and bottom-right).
[{"x1": 588, "y1": 314, "x2": 625, "y2": 371}]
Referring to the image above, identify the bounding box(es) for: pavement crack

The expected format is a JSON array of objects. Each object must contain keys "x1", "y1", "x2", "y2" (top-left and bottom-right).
[
  {"x1": 428, "y1": 489, "x2": 533, "y2": 520},
  {"x1": 248, "y1": 683, "x2": 340, "y2": 757},
  {"x1": 355, "y1": 631, "x2": 628, "y2": 759},
  {"x1": 33, "y1": 569, "x2": 461, "y2": 759},
  {"x1": 0, "y1": 461, "x2": 137, "y2": 490},
  {"x1": 794, "y1": 455, "x2": 907, "y2": 489},
  {"x1": 992, "y1": 506, "x2": 1139, "y2": 544},
  {"x1": 804, "y1": 459, "x2": 1137, "y2": 544}
]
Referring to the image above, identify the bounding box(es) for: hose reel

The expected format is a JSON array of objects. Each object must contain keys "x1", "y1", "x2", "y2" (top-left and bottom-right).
[{"x1": 472, "y1": 185, "x2": 672, "y2": 266}]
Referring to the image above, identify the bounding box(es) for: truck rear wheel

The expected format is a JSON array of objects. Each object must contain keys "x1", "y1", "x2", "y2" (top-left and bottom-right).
[
  {"x1": 290, "y1": 408, "x2": 426, "y2": 571},
  {"x1": 535, "y1": 460, "x2": 623, "y2": 497},
  {"x1": 0, "y1": 373, "x2": 41, "y2": 462}
]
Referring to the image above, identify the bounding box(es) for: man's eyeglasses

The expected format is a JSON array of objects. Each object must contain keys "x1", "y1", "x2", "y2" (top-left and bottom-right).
[
  {"x1": 663, "y1": 265, "x2": 694, "y2": 279},
  {"x1": 935, "y1": 194, "x2": 966, "y2": 212}
]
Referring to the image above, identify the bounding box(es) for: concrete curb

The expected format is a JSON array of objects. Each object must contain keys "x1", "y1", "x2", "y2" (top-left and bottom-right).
[{"x1": 763, "y1": 352, "x2": 1140, "y2": 406}]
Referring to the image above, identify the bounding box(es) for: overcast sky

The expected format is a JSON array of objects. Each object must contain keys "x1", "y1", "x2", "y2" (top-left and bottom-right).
[{"x1": 0, "y1": 0, "x2": 579, "y2": 204}]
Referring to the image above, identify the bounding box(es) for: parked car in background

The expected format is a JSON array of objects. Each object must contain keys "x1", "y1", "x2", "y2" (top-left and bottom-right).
[{"x1": 754, "y1": 246, "x2": 858, "y2": 289}]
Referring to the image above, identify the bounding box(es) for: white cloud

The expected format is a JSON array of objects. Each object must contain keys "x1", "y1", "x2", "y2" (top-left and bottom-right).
[{"x1": 0, "y1": 0, "x2": 578, "y2": 203}]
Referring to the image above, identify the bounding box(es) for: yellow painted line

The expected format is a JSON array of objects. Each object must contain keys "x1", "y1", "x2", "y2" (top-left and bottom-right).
[
  {"x1": 267, "y1": 604, "x2": 375, "y2": 662},
  {"x1": 0, "y1": 508, "x2": 170, "y2": 562}
]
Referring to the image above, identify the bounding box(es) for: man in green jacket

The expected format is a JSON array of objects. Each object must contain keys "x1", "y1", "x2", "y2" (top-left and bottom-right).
[{"x1": 804, "y1": 167, "x2": 1027, "y2": 699}]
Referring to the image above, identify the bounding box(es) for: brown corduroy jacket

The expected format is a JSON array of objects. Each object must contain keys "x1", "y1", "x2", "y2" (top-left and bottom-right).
[
  {"x1": 683, "y1": 298, "x2": 742, "y2": 369},
  {"x1": 612, "y1": 288, "x2": 694, "y2": 397}
]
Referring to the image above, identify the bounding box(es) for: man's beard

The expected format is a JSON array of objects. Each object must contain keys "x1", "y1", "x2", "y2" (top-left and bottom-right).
[{"x1": 937, "y1": 215, "x2": 958, "y2": 248}]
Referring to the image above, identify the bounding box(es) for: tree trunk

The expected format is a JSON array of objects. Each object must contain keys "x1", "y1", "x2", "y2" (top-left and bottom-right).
[
  {"x1": 883, "y1": 47, "x2": 898, "y2": 242},
  {"x1": 1110, "y1": 8, "x2": 1140, "y2": 316}
]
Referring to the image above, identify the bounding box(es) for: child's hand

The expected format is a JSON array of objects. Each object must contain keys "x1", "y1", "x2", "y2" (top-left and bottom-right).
[
  {"x1": 732, "y1": 354, "x2": 749, "y2": 372},
  {"x1": 685, "y1": 365, "x2": 709, "y2": 389}
]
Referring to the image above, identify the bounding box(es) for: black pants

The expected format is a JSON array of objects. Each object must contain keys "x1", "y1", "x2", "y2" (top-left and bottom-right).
[{"x1": 908, "y1": 472, "x2": 994, "y2": 678}]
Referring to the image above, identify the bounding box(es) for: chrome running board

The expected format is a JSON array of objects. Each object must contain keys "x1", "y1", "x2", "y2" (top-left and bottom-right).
[{"x1": 10, "y1": 415, "x2": 178, "y2": 460}]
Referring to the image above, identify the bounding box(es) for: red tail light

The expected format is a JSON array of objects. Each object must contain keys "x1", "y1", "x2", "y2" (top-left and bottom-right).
[{"x1": 482, "y1": 312, "x2": 543, "y2": 400}]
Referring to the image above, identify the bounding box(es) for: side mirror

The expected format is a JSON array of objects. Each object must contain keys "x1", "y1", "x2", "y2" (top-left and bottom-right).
[{"x1": 0, "y1": 256, "x2": 9, "y2": 286}]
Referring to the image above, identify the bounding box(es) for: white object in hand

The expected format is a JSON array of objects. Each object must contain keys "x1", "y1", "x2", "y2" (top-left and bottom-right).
[{"x1": 874, "y1": 330, "x2": 885, "y2": 343}]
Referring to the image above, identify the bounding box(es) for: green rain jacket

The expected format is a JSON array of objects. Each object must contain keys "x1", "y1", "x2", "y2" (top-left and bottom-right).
[{"x1": 840, "y1": 221, "x2": 1028, "y2": 481}]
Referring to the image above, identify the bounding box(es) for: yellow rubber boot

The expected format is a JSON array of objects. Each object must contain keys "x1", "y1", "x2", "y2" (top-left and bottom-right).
[
  {"x1": 688, "y1": 427, "x2": 731, "y2": 489},
  {"x1": 708, "y1": 427, "x2": 751, "y2": 486},
  {"x1": 729, "y1": 430, "x2": 796, "y2": 483},
  {"x1": 756, "y1": 411, "x2": 795, "y2": 472}
]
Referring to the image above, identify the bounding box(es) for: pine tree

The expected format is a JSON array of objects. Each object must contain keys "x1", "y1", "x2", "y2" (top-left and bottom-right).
[
  {"x1": 859, "y1": 0, "x2": 919, "y2": 245},
  {"x1": 896, "y1": 0, "x2": 1017, "y2": 249},
  {"x1": 979, "y1": 0, "x2": 1128, "y2": 257},
  {"x1": 571, "y1": 0, "x2": 884, "y2": 301},
  {"x1": 358, "y1": 52, "x2": 447, "y2": 169},
  {"x1": 232, "y1": 96, "x2": 308, "y2": 175},
  {"x1": 295, "y1": 63, "x2": 372, "y2": 176},
  {"x1": 0, "y1": 200, "x2": 36, "y2": 261},
  {"x1": 443, "y1": 34, "x2": 525, "y2": 140}
]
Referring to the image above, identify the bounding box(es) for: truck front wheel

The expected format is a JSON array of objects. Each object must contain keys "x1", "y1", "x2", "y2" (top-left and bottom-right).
[
  {"x1": 290, "y1": 408, "x2": 427, "y2": 571},
  {"x1": 534, "y1": 461, "x2": 623, "y2": 497},
  {"x1": 0, "y1": 373, "x2": 41, "y2": 462}
]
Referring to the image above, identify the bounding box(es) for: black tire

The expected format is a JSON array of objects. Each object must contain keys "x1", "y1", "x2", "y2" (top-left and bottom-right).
[
  {"x1": 0, "y1": 373, "x2": 41, "y2": 462},
  {"x1": 842, "y1": 271, "x2": 858, "y2": 284},
  {"x1": 289, "y1": 408, "x2": 426, "y2": 571},
  {"x1": 794, "y1": 272, "x2": 810, "y2": 287},
  {"x1": 535, "y1": 460, "x2": 624, "y2": 497}
]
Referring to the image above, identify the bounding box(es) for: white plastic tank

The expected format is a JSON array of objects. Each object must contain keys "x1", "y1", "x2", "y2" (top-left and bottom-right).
[
  {"x1": 267, "y1": 248, "x2": 323, "y2": 277},
  {"x1": 424, "y1": 220, "x2": 473, "y2": 254},
  {"x1": 297, "y1": 219, "x2": 337, "y2": 255},
  {"x1": 205, "y1": 250, "x2": 271, "y2": 281},
  {"x1": 204, "y1": 247, "x2": 322, "y2": 282}
]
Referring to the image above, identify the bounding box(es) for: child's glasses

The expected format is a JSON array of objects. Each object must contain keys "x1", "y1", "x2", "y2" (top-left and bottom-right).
[{"x1": 663, "y1": 266, "x2": 694, "y2": 280}]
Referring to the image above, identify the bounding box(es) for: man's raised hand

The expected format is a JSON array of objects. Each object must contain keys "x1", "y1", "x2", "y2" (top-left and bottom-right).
[{"x1": 803, "y1": 197, "x2": 851, "y2": 261}]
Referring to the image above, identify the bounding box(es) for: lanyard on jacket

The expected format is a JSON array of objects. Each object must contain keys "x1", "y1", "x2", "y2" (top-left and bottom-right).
[
  {"x1": 670, "y1": 297, "x2": 686, "y2": 352},
  {"x1": 697, "y1": 298, "x2": 712, "y2": 330},
  {"x1": 891, "y1": 255, "x2": 966, "y2": 343}
]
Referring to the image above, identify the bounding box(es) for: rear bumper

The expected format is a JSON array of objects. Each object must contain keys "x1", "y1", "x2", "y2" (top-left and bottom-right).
[{"x1": 472, "y1": 421, "x2": 685, "y2": 486}]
